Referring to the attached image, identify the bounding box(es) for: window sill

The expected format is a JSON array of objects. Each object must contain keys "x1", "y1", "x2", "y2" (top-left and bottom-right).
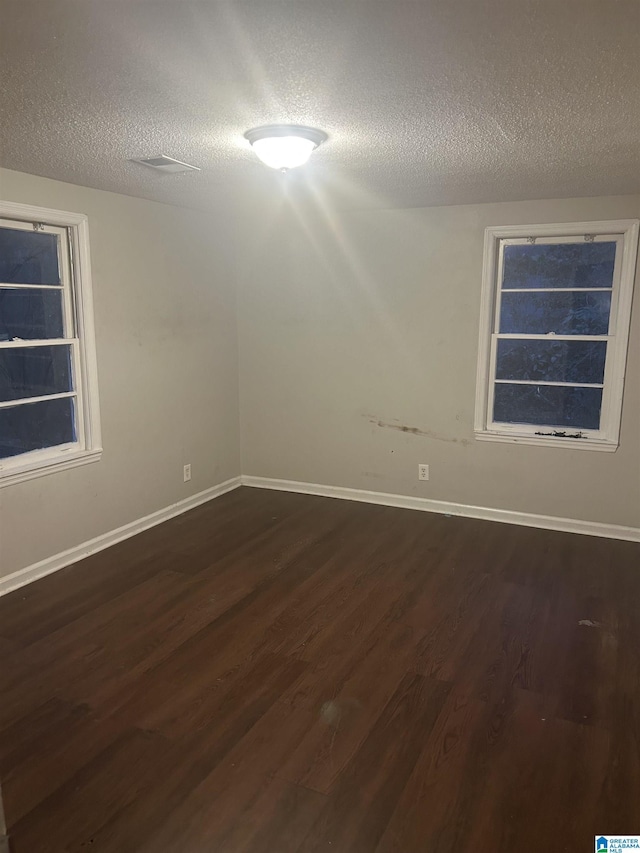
[
  {"x1": 474, "y1": 431, "x2": 618, "y2": 452},
  {"x1": 0, "y1": 448, "x2": 102, "y2": 488}
]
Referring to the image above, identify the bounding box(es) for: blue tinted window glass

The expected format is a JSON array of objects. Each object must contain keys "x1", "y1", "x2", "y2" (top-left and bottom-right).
[
  {"x1": 496, "y1": 340, "x2": 606, "y2": 384},
  {"x1": 0, "y1": 345, "x2": 73, "y2": 402},
  {"x1": 499, "y1": 291, "x2": 611, "y2": 335},
  {"x1": 0, "y1": 287, "x2": 64, "y2": 341},
  {"x1": 493, "y1": 384, "x2": 602, "y2": 429},
  {"x1": 0, "y1": 228, "x2": 61, "y2": 285},
  {"x1": 0, "y1": 397, "x2": 75, "y2": 458},
  {"x1": 502, "y1": 242, "x2": 616, "y2": 289}
]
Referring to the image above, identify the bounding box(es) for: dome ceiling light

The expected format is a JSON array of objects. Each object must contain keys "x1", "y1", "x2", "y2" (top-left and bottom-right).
[{"x1": 244, "y1": 125, "x2": 328, "y2": 171}]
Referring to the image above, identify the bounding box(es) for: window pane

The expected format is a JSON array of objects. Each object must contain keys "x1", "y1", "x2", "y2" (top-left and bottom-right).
[
  {"x1": 499, "y1": 291, "x2": 611, "y2": 335},
  {"x1": 0, "y1": 287, "x2": 64, "y2": 340},
  {"x1": 0, "y1": 397, "x2": 75, "y2": 458},
  {"x1": 0, "y1": 227, "x2": 61, "y2": 285},
  {"x1": 502, "y1": 242, "x2": 616, "y2": 289},
  {"x1": 0, "y1": 345, "x2": 73, "y2": 402},
  {"x1": 493, "y1": 383, "x2": 602, "y2": 430},
  {"x1": 496, "y1": 339, "x2": 606, "y2": 384}
]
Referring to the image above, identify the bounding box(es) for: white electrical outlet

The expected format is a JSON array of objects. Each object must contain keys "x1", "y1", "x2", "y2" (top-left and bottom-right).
[
  {"x1": 418, "y1": 463, "x2": 429, "y2": 481},
  {"x1": 183, "y1": 463, "x2": 192, "y2": 482}
]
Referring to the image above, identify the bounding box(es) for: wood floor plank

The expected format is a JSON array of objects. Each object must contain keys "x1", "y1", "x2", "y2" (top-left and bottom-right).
[
  {"x1": 67, "y1": 659, "x2": 311, "y2": 853},
  {"x1": 0, "y1": 570, "x2": 204, "y2": 731},
  {"x1": 374, "y1": 686, "x2": 487, "y2": 853},
  {"x1": 8, "y1": 728, "x2": 168, "y2": 853},
  {"x1": 278, "y1": 620, "x2": 414, "y2": 794},
  {"x1": 134, "y1": 700, "x2": 320, "y2": 853},
  {"x1": 460, "y1": 689, "x2": 611, "y2": 853},
  {"x1": 296, "y1": 672, "x2": 451, "y2": 852},
  {"x1": 0, "y1": 697, "x2": 88, "y2": 779},
  {"x1": 2, "y1": 706, "x2": 128, "y2": 825},
  {"x1": 203, "y1": 779, "x2": 327, "y2": 853}
]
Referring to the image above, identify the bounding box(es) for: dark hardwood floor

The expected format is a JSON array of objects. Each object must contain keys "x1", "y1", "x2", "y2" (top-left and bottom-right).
[{"x1": 0, "y1": 486, "x2": 639, "y2": 852}]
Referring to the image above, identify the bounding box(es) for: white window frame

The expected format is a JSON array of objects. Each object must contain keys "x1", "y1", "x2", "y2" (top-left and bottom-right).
[
  {"x1": 0, "y1": 201, "x2": 102, "y2": 487},
  {"x1": 475, "y1": 219, "x2": 639, "y2": 452}
]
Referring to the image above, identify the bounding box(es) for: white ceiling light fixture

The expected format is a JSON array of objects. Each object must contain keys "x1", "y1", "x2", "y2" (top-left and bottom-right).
[{"x1": 244, "y1": 125, "x2": 328, "y2": 171}]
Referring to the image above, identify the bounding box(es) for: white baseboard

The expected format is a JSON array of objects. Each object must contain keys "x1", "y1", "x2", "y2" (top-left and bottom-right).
[
  {"x1": 0, "y1": 476, "x2": 242, "y2": 597},
  {"x1": 241, "y1": 475, "x2": 640, "y2": 543},
  {"x1": 3, "y1": 472, "x2": 637, "y2": 598}
]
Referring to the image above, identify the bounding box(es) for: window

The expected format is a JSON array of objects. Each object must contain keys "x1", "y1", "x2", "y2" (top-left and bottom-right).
[
  {"x1": 0, "y1": 201, "x2": 101, "y2": 486},
  {"x1": 475, "y1": 219, "x2": 638, "y2": 451}
]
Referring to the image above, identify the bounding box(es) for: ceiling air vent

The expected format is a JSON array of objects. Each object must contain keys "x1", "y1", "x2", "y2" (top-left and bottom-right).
[{"x1": 133, "y1": 155, "x2": 200, "y2": 174}]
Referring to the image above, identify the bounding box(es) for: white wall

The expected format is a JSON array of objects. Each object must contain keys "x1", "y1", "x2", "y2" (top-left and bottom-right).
[
  {"x1": 0, "y1": 168, "x2": 240, "y2": 581},
  {"x1": 238, "y1": 194, "x2": 640, "y2": 528}
]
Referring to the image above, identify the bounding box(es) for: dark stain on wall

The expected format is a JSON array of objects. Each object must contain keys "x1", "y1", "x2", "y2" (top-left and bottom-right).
[{"x1": 366, "y1": 415, "x2": 471, "y2": 446}]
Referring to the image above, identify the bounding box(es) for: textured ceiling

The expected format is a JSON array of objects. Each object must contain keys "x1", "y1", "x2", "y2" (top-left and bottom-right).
[{"x1": 1, "y1": 0, "x2": 640, "y2": 212}]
